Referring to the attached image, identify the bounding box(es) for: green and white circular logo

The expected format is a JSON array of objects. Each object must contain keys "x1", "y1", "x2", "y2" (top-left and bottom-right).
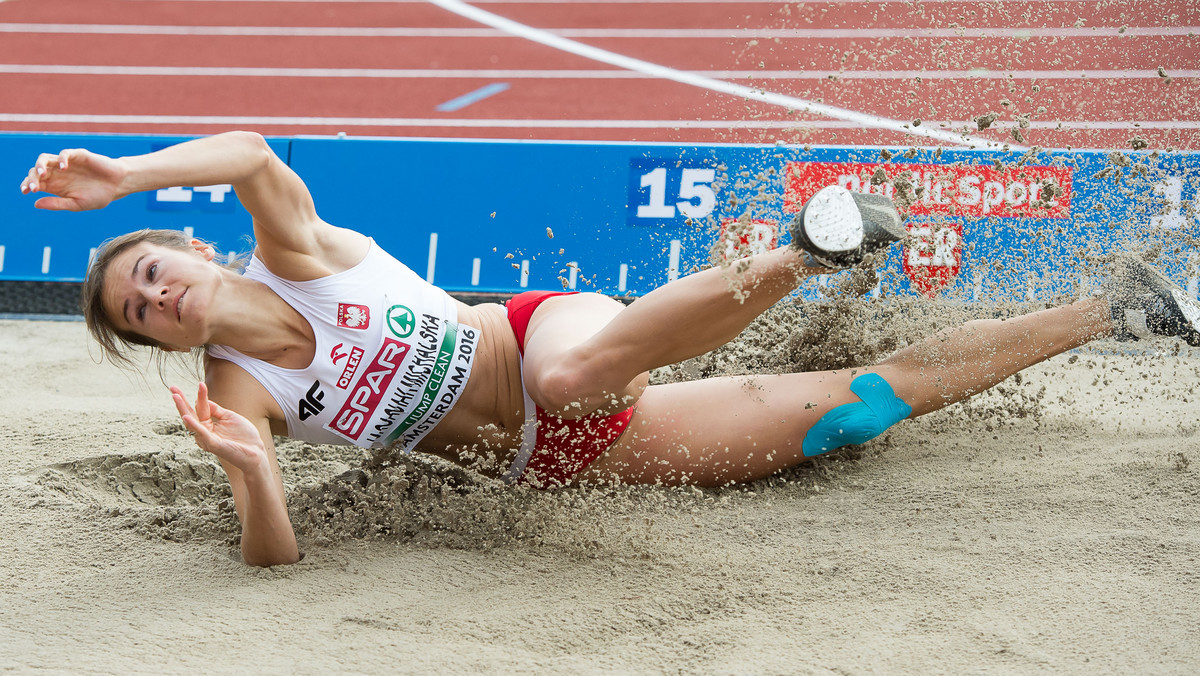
[{"x1": 386, "y1": 304, "x2": 416, "y2": 338}]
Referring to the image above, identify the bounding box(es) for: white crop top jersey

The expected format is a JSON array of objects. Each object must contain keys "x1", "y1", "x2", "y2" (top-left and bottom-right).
[{"x1": 207, "y1": 239, "x2": 480, "y2": 452}]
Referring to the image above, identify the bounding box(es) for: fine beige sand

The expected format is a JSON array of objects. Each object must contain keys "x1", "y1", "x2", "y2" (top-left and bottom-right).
[{"x1": 2, "y1": 307, "x2": 1199, "y2": 673}]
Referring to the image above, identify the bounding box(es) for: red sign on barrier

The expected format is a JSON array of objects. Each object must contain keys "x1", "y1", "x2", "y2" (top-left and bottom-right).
[
  {"x1": 718, "y1": 217, "x2": 778, "y2": 262},
  {"x1": 784, "y1": 161, "x2": 1074, "y2": 219},
  {"x1": 903, "y1": 221, "x2": 963, "y2": 296},
  {"x1": 784, "y1": 160, "x2": 1075, "y2": 295}
]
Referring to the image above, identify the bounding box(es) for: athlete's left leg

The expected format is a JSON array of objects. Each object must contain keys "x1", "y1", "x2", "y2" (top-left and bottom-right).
[{"x1": 581, "y1": 297, "x2": 1115, "y2": 486}]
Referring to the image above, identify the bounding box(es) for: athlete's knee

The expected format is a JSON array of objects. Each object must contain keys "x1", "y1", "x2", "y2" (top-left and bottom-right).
[
  {"x1": 801, "y1": 372, "x2": 912, "y2": 457},
  {"x1": 530, "y1": 356, "x2": 646, "y2": 417}
]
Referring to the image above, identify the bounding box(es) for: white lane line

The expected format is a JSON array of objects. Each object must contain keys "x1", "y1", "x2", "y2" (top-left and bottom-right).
[
  {"x1": 2, "y1": 64, "x2": 1193, "y2": 80},
  {"x1": 1, "y1": 114, "x2": 1195, "y2": 130},
  {"x1": 132, "y1": 0, "x2": 1200, "y2": 4},
  {"x1": 427, "y1": 0, "x2": 1011, "y2": 150},
  {"x1": 2, "y1": 23, "x2": 1194, "y2": 38}
]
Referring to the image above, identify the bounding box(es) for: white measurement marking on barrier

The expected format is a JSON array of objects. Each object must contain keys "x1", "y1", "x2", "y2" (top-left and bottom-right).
[
  {"x1": 426, "y1": 233, "x2": 438, "y2": 283},
  {"x1": 41, "y1": 247, "x2": 51, "y2": 274},
  {"x1": 667, "y1": 241, "x2": 681, "y2": 282},
  {"x1": 520, "y1": 260, "x2": 530, "y2": 288},
  {"x1": 568, "y1": 261, "x2": 578, "y2": 290},
  {"x1": 183, "y1": 226, "x2": 194, "y2": 238},
  {"x1": 471, "y1": 258, "x2": 481, "y2": 286},
  {"x1": 618, "y1": 264, "x2": 628, "y2": 292},
  {"x1": 0, "y1": 245, "x2": 5, "y2": 272}
]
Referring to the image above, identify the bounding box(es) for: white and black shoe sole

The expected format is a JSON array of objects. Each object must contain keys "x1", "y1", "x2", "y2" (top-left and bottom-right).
[
  {"x1": 789, "y1": 186, "x2": 906, "y2": 268},
  {"x1": 1110, "y1": 254, "x2": 1200, "y2": 346}
]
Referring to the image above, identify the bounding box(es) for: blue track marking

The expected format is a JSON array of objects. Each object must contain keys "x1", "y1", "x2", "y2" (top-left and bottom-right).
[{"x1": 436, "y1": 83, "x2": 510, "y2": 112}]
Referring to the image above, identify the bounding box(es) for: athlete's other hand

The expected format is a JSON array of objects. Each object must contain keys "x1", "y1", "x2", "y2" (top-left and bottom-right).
[
  {"x1": 171, "y1": 383, "x2": 269, "y2": 473},
  {"x1": 19, "y1": 149, "x2": 126, "y2": 211}
]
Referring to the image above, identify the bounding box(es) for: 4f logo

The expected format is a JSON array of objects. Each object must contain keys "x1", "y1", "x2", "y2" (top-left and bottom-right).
[{"x1": 298, "y1": 380, "x2": 326, "y2": 421}]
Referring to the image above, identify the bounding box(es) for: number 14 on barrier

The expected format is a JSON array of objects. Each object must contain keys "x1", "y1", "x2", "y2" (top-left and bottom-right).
[{"x1": 628, "y1": 160, "x2": 718, "y2": 226}]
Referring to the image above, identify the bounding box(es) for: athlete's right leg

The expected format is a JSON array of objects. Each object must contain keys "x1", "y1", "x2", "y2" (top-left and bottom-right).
[
  {"x1": 521, "y1": 246, "x2": 827, "y2": 416},
  {"x1": 522, "y1": 186, "x2": 906, "y2": 417}
]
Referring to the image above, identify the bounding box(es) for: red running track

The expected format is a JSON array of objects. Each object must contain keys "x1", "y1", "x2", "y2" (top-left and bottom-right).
[{"x1": 0, "y1": 0, "x2": 1196, "y2": 149}]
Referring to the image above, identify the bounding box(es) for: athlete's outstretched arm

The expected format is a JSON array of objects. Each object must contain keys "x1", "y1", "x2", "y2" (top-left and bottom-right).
[
  {"x1": 171, "y1": 380, "x2": 301, "y2": 567},
  {"x1": 20, "y1": 131, "x2": 366, "y2": 276}
]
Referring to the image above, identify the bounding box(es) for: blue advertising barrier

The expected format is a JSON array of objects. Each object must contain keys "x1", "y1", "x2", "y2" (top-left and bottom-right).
[{"x1": 2, "y1": 132, "x2": 1198, "y2": 302}]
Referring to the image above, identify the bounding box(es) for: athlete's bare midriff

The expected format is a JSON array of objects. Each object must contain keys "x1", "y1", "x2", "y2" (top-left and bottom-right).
[{"x1": 412, "y1": 301, "x2": 527, "y2": 477}]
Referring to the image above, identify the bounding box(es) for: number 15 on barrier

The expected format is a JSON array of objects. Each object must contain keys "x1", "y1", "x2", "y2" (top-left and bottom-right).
[{"x1": 627, "y1": 159, "x2": 718, "y2": 226}]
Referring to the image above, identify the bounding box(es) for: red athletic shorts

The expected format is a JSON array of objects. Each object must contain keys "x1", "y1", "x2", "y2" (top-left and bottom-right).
[{"x1": 504, "y1": 290, "x2": 636, "y2": 487}]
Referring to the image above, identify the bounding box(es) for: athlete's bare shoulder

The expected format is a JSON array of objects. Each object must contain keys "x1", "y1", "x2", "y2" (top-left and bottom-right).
[{"x1": 205, "y1": 356, "x2": 288, "y2": 436}]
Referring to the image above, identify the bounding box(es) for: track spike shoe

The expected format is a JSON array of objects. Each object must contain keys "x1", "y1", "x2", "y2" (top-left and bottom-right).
[
  {"x1": 789, "y1": 185, "x2": 906, "y2": 269},
  {"x1": 1106, "y1": 253, "x2": 1200, "y2": 346}
]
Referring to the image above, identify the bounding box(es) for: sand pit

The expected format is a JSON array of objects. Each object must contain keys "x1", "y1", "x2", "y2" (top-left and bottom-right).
[{"x1": 2, "y1": 310, "x2": 1199, "y2": 673}]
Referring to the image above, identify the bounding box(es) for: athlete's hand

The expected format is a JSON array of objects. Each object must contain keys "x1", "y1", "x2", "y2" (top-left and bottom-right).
[
  {"x1": 171, "y1": 383, "x2": 270, "y2": 474},
  {"x1": 19, "y1": 149, "x2": 127, "y2": 211}
]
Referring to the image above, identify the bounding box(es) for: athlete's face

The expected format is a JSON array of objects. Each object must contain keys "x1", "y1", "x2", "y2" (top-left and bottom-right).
[{"x1": 102, "y1": 240, "x2": 222, "y2": 351}]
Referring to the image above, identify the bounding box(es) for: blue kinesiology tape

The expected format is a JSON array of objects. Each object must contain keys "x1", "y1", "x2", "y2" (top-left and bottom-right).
[{"x1": 801, "y1": 373, "x2": 913, "y2": 457}]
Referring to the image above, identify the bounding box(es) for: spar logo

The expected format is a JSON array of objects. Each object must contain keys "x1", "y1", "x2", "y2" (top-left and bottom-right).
[
  {"x1": 325, "y1": 337, "x2": 410, "y2": 442},
  {"x1": 784, "y1": 161, "x2": 1073, "y2": 219},
  {"x1": 330, "y1": 342, "x2": 366, "y2": 390},
  {"x1": 785, "y1": 161, "x2": 1075, "y2": 295},
  {"x1": 337, "y1": 303, "x2": 371, "y2": 330}
]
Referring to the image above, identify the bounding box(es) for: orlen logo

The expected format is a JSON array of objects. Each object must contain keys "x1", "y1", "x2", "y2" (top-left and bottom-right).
[
  {"x1": 785, "y1": 161, "x2": 1073, "y2": 219},
  {"x1": 330, "y1": 343, "x2": 366, "y2": 390},
  {"x1": 326, "y1": 338, "x2": 410, "y2": 441},
  {"x1": 337, "y1": 303, "x2": 371, "y2": 330}
]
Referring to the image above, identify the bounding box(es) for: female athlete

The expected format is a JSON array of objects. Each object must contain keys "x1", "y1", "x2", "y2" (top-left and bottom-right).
[{"x1": 20, "y1": 132, "x2": 1200, "y2": 566}]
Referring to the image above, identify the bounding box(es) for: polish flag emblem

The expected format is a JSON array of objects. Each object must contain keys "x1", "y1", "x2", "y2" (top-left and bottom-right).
[{"x1": 337, "y1": 303, "x2": 371, "y2": 330}]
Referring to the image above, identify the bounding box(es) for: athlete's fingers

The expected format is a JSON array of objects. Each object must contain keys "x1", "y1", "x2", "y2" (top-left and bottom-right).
[
  {"x1": 180, "y1": 413, "x2": 221, "y2": 452},
  {"x1": 195, "y1": 381, "x2": 212, "y2": 422},
  {"x1": 33, "y1": 196, "x2": 77, "y2": 211},
  {"x1": 170, "y1": 387, "x2": 199, "y2": 422},
  {"x1": 22, "y1": 167, "x2": 40, "y2": 194},
  {"x1": 34, "y1": 153, "x2": 59, "y2": 177},
  {"x1": 58, "y1": 148, "x2": 84, "y2": 171}
]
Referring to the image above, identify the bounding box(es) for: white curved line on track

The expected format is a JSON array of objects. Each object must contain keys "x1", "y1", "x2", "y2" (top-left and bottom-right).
[
  {"x1": 425, "y1": 0, "x2": 1016, "y2": 149},
  {"x1": 2, "y1": 23, "x2": 1193, "y2": 38},
  {"x1": 3, "y1": 114, "x2": 1190, "y2": 131},
  {"x1": 3, "y1": 64, "x2": 1193, "y2": 80}
]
